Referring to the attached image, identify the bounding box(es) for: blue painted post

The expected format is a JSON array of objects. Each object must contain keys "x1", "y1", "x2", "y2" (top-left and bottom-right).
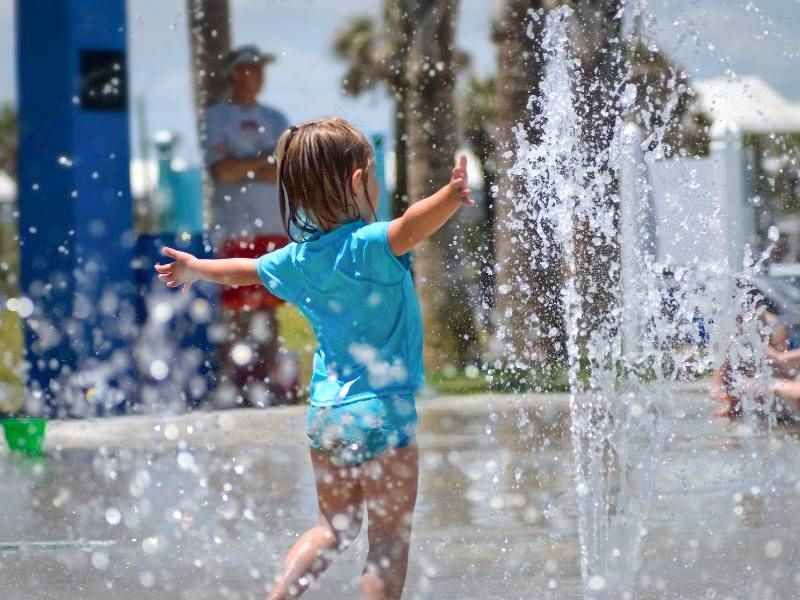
[
  {"x1": 169, "y1": 168, "x2": 204, "y2": 235},
  {"x1": 371, "y1": 133, "x2": 391, "y2": 221},
  {"x1": 153, "y1": 132, "x2": 204, "y2": 236},
  {"x1": 16, "y1": 0, "x2": 136, "y2": 416}
]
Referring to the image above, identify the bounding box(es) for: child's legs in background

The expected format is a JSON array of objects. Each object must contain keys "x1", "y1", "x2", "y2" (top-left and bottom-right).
[
  {"x1": 216, "y1": 234, "x2": 291, "y2": 407},
  {"x1": 268, "y1": 449, "x2": 364, "y2": 600},
  {"x1": 359, "y1": 445, "x2": 419, "y2": 600},
  {"x1": 217, "y1": 307, "x2": 281, "y2": 406}
]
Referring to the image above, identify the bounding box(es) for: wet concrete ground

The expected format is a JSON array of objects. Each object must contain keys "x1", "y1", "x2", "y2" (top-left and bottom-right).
[{"x1": 2, "y1": 387, "x2": 799, "y2": 599}]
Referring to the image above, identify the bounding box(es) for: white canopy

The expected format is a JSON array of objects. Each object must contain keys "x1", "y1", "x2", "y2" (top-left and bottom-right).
[{"x1": 695, "y1": 75, "x2": 800, "y2": 135}]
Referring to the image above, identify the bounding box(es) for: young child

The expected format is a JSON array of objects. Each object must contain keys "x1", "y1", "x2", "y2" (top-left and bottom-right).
[
  {"x1": 710, "y1": 299, "x2": 799, "y2": 418},
  {"x1": 155, "y1": 117, "x2": 473, "y2": 599}
]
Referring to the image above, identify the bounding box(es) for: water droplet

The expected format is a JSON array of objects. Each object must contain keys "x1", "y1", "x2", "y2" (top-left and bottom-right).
[
  {"x1": 768, "y1": 226, "x2": 780, "y2": 242},
  {"x1": 163, "y1": 423, "x2": 179, "y2": 441},
  {"x1": 6, "y1": 297, "x2": 34, "y2": 318},
  {"x1": 588, "y1": 575, "x2": 606, "y2": 591},
  {"x1": 105, "y1": 507, "x2": 122, "y2": 525},
  {"x1": 141, "y1": 536, "x2": 160, "y2": 555},
  {"x1": 91, "y1": 552, "x2": 110, "y2": 570},
  {"x1": 150, "y1": 360, "x2": 169, "y2": 381},
  {"x1": 139, "y1": 571, "x2": 155, "y2": 588},
  {"x1": 332, "y1": 513, "x2": 350, "y2": 531},
  {"x1": 177, "y1": 451, "x2": 195, "y2": 470},
  {"x1": 190, "y1": 299, "x2": 212, "y2": 323},
  {"x1": 765, "y1": 539, "x2": 783, "y2": 559},
  {"x1": 621, "y1": 83, "x2": 637, "y2": 108},
  {"x1": 231, "y1": 343, "x2": 253, "y2": 366},
  {"x1": 152, "y1": 302, "x2": 173, "y2": 324}
]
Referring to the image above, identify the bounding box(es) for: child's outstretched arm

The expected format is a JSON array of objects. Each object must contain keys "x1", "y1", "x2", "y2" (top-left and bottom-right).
[
  {"x1": 154, "y1": 247, "x2": 261, "y2": 292},
  {"x1": 388, "y1": 155, "x2": 474, "y2": 256}
]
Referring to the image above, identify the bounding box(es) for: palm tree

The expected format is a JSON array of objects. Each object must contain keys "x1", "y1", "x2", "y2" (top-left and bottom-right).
[
  {"x1": 335, "y1": 3, "x2": 478, "y2": 370},
  {"x1": 569, "y1": 0, "x2": 626, "y2": 335},
  {"x1": 460, "y1": 75, "x2": 498, "y2": 327},
  {"x1": 186, "y1": 0, "x2": 231, "y2": 110},
  {"x1": 493, "y1": 0, "x2": 567, "y2": 382},
  {"x1": 333, "y1": 6, "x2": 413, "y2": 217},
  {"x1": 186, "y1": 0, "x2": 231, "y2": 143},
  {"x1": 186, "y1": 0, "x2": 231, "y2": 234},
  {"x1": 405, "y1": 0, "x2": 479, "y2": 371}
]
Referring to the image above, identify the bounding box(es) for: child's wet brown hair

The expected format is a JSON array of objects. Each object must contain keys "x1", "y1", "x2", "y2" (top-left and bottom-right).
[{"x1": 276, "y1": 117, "x2": 374, "y2": 241}]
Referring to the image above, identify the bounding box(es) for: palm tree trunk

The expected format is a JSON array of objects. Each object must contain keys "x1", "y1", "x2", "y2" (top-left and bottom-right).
[
  {"x1": 479, "y1": 142, "x2": 498, "y2": 326},
  {"x1": 493, "y1": 0, "x2": 566, "y2": 379},
  {"x1": 186, "y1": 0, "x2": 231, "y2": 234},
  {"x1": 385, "y1": 2, "x2": 413, "y2": 217},
  {"x1": 186, "y1": 0, "x2": 232, "y2": 115},
  {"x1": 570, "y1": 0, "x2": 625, "y2": 334},
  {"x1": 392, "y1": 86, "x2": 410, "y2": 217},
  {"x1": 407, "y1": 0, "x2": 478, "y2": 371}
]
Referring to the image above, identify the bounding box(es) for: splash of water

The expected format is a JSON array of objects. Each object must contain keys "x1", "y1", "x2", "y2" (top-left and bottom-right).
[{"x1": 504, "y1": 5, "x2": 776, "y2": 598}]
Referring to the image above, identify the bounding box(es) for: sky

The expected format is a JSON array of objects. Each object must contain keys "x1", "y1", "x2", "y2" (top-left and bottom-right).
[{"x1": 0, "y1": 0, "x2": 798, "y2": 166}]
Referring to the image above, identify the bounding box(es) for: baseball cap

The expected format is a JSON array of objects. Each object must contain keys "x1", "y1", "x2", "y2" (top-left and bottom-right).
[{"x1": 224, "y1": 45, "x2": 276, "y2": 77}]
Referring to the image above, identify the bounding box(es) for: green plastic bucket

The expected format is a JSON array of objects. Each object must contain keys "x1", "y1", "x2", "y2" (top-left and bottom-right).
[{"x1": 2, "y1": 418, "x2": 47, "y2": 457}]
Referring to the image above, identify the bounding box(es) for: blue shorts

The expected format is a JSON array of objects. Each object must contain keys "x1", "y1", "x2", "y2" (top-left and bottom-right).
[{"x1": 306, "y1": 396, "x2": 417, "y2": 467}]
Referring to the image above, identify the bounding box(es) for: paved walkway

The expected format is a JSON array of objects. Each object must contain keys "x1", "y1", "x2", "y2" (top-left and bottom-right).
[{"x1": 3, "y1": 383, "x2": 799, "y2": 599}]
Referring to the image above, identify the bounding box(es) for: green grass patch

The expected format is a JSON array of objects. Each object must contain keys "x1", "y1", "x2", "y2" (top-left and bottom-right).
[
  {"x1": 485, "y1": 364, "x2": 571, "y2": 394},
  {"x1": 0, "y1": 309, "x2": 24, "y2": 414},
  {"x1": 276, "y1": 309, "x2": 504, "y2": 398},
  {"x1": 275, "y1": 304, "x2": 315, "y2": 400},
  {"x1": 428, "y1": 370, "x2": 491, "y2": 395},
  {"x1": 0, "y1": 310, "x2": 22, "y2": 384},
  {"x1": 427, "y1": 364, "x2": 571, "y2": 396}
]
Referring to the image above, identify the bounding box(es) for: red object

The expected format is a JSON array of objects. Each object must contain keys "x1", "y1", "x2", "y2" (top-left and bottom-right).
[{"x1": 219, "y1": 235, "x2": 289, "y2": 311}]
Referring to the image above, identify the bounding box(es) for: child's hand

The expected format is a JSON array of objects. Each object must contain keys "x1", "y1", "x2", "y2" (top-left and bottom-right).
[
  {"x1": 449, "y1": 155, "x2": 475, "y2": 207},
  {"x1": 154, "y1": 247, "x2": 199, "y2": 293}
]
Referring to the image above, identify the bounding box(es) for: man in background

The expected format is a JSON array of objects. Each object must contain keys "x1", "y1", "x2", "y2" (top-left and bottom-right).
[{"x1": 203, "y1": 45, "x2": 293, "y2": 407}]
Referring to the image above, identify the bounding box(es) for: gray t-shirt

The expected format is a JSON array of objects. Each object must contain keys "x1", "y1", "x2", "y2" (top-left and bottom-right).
[{"x1": 203, "y1": 101, "x2": 289, "y2": 240}]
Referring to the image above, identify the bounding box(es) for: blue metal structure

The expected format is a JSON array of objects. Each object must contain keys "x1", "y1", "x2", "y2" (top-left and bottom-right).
[
  {"x1": 16, "y1": 1, "x2": 135, "y2": 415},
  {"x1": 133, "y1": 234, "x2": 217, "y2": 411},
  {"x1": 15, "y1": 1, "x2": 215, "y2": 416}
]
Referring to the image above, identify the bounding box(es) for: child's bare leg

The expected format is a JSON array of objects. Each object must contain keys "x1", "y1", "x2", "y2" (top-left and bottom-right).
[
  {"x1": 359, "y1": 445, "x2": 419, "y2": 600},
  {"x1": 268, "y1": 450, "x2": 364, "y2": 600}
]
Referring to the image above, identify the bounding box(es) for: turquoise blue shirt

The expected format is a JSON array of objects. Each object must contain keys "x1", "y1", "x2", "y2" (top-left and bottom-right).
[{"x1": 256, "y1": 220, "x2": 424, "y2": 407}]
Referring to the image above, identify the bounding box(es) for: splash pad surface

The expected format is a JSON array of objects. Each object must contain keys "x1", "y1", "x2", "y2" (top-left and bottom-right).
[{"x1": 2, "y1": 389, "x2": 798, "y2": 599}]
